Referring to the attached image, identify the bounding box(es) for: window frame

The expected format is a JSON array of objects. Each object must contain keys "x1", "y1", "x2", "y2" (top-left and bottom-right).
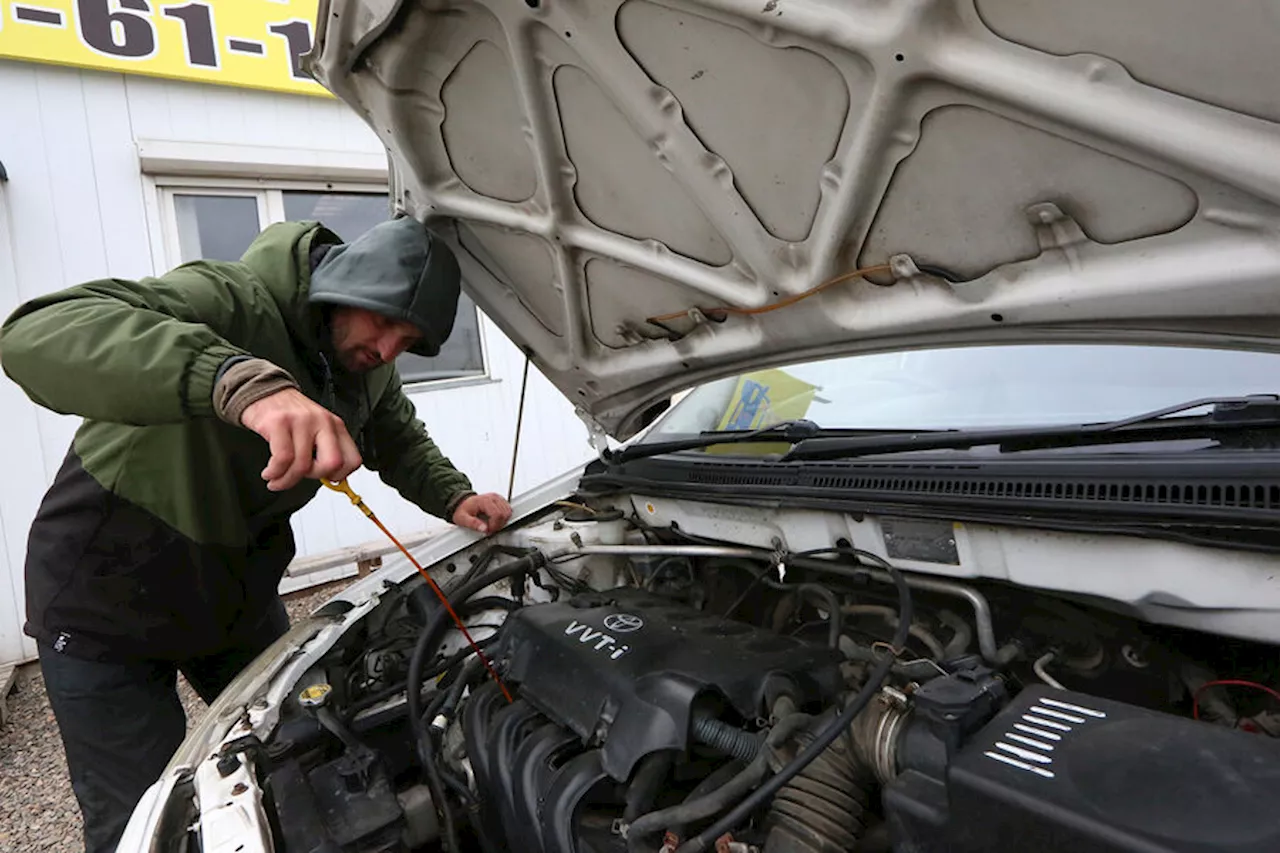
[{"x1": 147, "y1": 175, "x2": 491, "y2": 389}]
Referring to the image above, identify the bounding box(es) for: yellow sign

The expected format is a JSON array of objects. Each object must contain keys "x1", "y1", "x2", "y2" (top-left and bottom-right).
[
  {"x1": 0, "y1": 0, "x2": 330, "y2": 97},
  {"x1": 709, "y1": 368, "x2": 818, "y2": 455}
]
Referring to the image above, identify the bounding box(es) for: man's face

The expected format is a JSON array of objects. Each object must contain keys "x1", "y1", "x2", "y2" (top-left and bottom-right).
[{"x1": 329, "y1": 307, "x2": 423, "y2": 373}]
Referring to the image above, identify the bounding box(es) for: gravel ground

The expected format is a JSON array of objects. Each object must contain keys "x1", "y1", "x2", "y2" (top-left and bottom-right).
[{"x1": 0, "y1": 577, "x2": 358, "y2": 853}]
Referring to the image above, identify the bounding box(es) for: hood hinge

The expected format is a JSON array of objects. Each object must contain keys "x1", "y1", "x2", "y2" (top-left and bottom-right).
[{"x1": 576, "y1": 408, "x2": 612, "y2": 457}]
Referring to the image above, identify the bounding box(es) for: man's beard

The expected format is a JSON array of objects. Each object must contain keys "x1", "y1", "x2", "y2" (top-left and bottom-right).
[{"x1": 335, "y1": 347, "x2": 380, "y2": 374}]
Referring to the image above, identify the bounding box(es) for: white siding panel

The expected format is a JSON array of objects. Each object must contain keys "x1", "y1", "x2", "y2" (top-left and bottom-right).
[
  {"x1": 0, "y1": 62, "x2": 88, "y2": 663},
  {"x1": 0, "y1": 144, "x2": 45, "y2": 665},
  {"x1": 0, "y1": 64, "x2": 84, "y2": 486},
  {"x1": 125, "y1": 76, "x2": 383, "y2": 155},
  {"x1": 36, "y1": 70, "x2": 110, "y2": 281},
  {"x1": 83, "y1": 75, "x2": 158, "y2": 279},
  {"x1": 2, "y1": 62, "x2": 66, "y2": 306}
]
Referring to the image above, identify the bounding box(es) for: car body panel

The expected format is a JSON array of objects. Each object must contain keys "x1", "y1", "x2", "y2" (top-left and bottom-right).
[{"x1": 308, "y1": 0, "x2": 1280, "y2": 438}]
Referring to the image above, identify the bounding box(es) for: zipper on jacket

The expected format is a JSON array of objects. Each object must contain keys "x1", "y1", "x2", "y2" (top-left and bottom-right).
[
  {"x1": 317, "y1": 349, "x2": 375, "y2": 460},
  {"x1": 317, "y1": 352, "x2": 336, "y2": 411}
]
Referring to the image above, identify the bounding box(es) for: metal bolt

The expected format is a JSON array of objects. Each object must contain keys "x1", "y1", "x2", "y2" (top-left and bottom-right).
[{"x1": 1121, "y1": 644, "x2": 1149, "y2": 668}]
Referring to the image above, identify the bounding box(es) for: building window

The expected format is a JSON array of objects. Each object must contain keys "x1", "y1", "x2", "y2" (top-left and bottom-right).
[
  {"x1": 172, "y1": 192, "x2": 266, "y2": 262},
  {"x1": 158, "y1": 182, "x2": 486, "y2": 386}
]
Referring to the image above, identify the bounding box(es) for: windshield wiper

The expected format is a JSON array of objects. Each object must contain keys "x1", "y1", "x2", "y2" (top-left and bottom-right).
[
  {"x1": 608, "y1": 419, "x2": 827, "y2": 463},
  {"x1": 782, "y1": 395, "x2": 1280, "y2": 462}
]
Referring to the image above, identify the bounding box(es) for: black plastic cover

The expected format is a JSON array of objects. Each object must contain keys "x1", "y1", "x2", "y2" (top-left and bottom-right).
[
  {"x1": 495, "y1": 588, "x2": 843, "y2": 780},
  {"x1": 267, "y1": 751, "x2": 404, "y2": 853},
  {"x1": 897, "y1": 662, "x2": 1008, "y2": 779},
  {"x1": 886, "y1": 685, "x2": 1280, "y2": 852}
]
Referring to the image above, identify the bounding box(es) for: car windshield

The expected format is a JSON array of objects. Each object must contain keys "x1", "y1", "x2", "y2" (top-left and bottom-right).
[{"x1": 641, "y1": 343, "x2": 1280, "y2": 442}]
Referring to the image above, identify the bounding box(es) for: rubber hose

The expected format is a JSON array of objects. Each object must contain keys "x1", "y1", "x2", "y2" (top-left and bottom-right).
[
  {"x1": 794, "y1": 583, "x2": 842, "y2": 649},
  {"x1": 692, "y1": 716, "x2": 761, "y2": 762},
  {"x1": 763, "y1": 724, "x2": 873, "y2": 852},
  {"x1": 406, "y1": 555, "x2": 541, "y2": 852},
  {"x1": 626, "y1": 712, "x2": 813, "y2": 853},
  {"x1": 407, "y1": 553, "x2": 541, "y2": 744},
  {"x1": 440, "y1": 766, "x2": 477, "y2": 805},
  {"x1": 439, "y1": 657, "x2": 483, "y2": 724},
  {"x1": 416, "y1": 683, "x2": 459, "y2": 853},
  {"x1": 416, "y1": 670, "x2": 476, "y2": 849},
  {"x1": 347, "y1": 634, "x2": 500, "y2": 719},
  {"x1": 937, "y1": 609, "x2": 972, "y2": 660},
  {"x1": 624, "y1": 752, "x2": 674, "y2": 823},
  {"x1": 421, "y1": 753, "x2": 458, "y2": 853},
  {"x1": 677, "y1": 563, "x2": 912, "y2": 853},
  {"x1": 841, "y1": 605, "x2": 946, "y2": 660},
  {"x1": 684, "y1": 759, "x2": 747, "y2": 805},
  {"x1": 668, "y1": 760, "x2": 746, "y2": 840},
  {"x1": 407, "y1": 634, "x2": 459, "y2": 853}
]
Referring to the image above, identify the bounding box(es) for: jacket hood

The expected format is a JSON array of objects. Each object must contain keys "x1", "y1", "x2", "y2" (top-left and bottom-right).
[
  {"x1": 306, "y1": 215, "x2": 462, "y2": 357},
  {"x1": 237, "y1": 220, "x2": 336, "y2": 351},
  {"x1": 307, "y1": 0, "x2": 1280, "y2": 440}
]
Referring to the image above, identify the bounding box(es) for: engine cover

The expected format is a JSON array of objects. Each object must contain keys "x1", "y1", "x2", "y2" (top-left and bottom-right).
[
  {"x1": 495, "y1": 588, "x2": 842, "y2": 780},
  {"x1": 886, "y1": 685, "x2": 1280, "y2": 852}
]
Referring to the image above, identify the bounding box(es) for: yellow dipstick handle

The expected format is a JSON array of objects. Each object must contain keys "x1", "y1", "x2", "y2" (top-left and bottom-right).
[{"x1": 322, "y1": 478, "x2": 374, "y2": 519}]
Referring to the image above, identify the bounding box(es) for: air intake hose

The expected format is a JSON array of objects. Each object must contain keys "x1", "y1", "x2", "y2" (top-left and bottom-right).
[{"x1": 762, "y1": 724, "x2": 873, "y2": 853}]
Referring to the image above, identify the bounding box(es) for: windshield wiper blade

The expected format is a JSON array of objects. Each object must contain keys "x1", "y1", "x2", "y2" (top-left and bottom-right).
[
  {"x1": 782, "y1": 395, "x2": 1280, "y2": 462},
  {"x1": 609, "y1": 419, "x2": 827, "y2": 463}
]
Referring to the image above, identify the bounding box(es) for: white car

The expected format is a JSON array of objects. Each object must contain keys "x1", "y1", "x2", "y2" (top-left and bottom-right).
[{"x1": 121, "y1": 1, "x2": 1280, "y2": 852}]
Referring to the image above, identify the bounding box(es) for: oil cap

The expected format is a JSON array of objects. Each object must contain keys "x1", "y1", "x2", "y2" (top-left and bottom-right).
[{"x1": 298, "y1": 682, "x2": 333, "y2": 710}]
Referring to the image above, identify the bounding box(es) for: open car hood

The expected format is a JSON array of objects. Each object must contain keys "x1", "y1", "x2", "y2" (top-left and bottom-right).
[{"x1": 308, "y1": 0, "x2": 1280, "y2": 440}]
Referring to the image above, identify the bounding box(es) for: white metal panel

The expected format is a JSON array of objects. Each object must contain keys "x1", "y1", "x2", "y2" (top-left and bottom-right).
[
  {"x1": 0, "y1": 68, "x2": 150, "y2": 662},
  {"x1": 82, "y1": 74, "x2": 155, "y2": 281},
  {"x1": 137, "y1": 138, "x2": 388, "y2": 182},
  {"x1": 124, "y1": 75, "x2": 385, "y2": 154},
  {"x1": 0, "y1": 133, "x2": 42, "y2": 666}
]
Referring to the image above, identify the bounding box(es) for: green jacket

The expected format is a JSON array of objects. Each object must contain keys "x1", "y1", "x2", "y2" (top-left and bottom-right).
[{"x1": 0, "y1": 220, "x2": 473, "y2": 660}]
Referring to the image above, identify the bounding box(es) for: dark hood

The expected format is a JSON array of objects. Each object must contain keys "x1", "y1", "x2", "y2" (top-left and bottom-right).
[{"x1": 307, "y1": 215, "x2": 461, "y2": 357}]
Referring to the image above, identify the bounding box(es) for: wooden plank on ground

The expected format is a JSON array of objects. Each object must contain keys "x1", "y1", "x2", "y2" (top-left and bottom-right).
[{"x1": 0, "y1": 662, "x2": 16, "y2": 729}]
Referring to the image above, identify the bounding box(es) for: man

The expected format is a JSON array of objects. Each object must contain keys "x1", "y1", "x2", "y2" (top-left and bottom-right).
[{"x1": 0, "y1": 214, "x2": 512, "y2": 853}]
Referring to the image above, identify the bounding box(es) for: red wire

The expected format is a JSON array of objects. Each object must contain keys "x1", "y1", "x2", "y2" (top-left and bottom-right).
[{"x1": 1191, "y1": 679, "x2": 1280, "y2": 721}]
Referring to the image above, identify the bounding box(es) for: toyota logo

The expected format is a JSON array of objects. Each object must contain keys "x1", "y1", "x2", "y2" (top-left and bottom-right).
[{"x1": 603, "y1": 613, "x2": 644, "y2": 633}]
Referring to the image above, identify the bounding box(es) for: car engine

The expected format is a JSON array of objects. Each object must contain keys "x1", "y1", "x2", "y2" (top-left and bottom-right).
[{"x1": 252, "y1": 506, "x2": 1280, "y2": 853}]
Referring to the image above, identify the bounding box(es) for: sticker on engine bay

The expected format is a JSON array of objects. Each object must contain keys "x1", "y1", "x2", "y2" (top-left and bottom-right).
[{"x1": 880, "y1": 517, "x2": 961, "y2": 565}]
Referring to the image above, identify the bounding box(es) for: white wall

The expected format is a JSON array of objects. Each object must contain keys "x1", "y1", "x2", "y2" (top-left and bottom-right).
[{"x1": 0, "y1": 60, "x2": 593, "y2": 665}]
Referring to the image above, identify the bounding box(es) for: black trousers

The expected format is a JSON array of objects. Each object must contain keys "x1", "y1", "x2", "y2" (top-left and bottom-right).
[{"x1": 38, "y1": 599, "x2": 291, "y2": 853}]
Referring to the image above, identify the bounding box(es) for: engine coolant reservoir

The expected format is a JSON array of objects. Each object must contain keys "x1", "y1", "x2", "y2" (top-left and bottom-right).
[{"x1": 510, "y1": 507, "x2": 630, "y2": 591}]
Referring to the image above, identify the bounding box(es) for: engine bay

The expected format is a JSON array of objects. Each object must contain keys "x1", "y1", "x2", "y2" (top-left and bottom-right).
[{"x1": 243, "y1": 499, "x2": 1280, "y2": 853}]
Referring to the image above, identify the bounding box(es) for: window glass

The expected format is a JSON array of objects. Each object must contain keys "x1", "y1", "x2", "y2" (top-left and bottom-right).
[
  {"x1": 173, "y1": 194, "x2": 260, "y2": 262},
  {"x1": 644, "y1": 343, "x2": 1280, "y2": 440},
  {"x1": 282, "y1": 191, "x2": 390, "y2": 242},
  {"x1": 282, "y1": 191, "x2": 486, "y2": 383}
]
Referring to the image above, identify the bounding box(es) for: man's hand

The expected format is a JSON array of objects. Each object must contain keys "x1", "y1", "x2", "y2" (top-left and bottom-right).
[
  {"x1": 241, "y1": 388, "x2": 362, "y2": 491},
  {"x1": 452, "y1": 493, "x2": 513, "y2": 535}
]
